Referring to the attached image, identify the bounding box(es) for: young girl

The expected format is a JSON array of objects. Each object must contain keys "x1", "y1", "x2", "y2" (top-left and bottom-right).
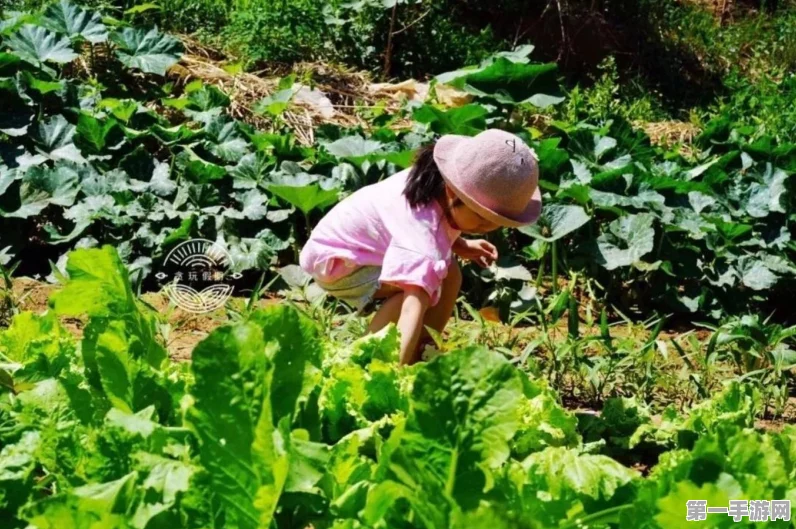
[{"x1": 300, "y1": 129, "x2": 542, "y2": 364}]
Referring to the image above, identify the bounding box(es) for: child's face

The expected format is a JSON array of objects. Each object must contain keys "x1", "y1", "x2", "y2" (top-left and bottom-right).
[{"x1": 443, "y1": 186, "x2": 501, "y2": 234}]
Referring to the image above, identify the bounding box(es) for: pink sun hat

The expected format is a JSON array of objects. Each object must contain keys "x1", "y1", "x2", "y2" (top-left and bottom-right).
[{"x1": 433, "y1": 129, "x2": 542, "y2": 228}]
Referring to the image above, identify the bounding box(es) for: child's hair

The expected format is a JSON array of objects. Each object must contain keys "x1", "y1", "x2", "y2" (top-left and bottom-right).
[{"x1": 404, "y1": 143, "x2": 446, "y2": 208}]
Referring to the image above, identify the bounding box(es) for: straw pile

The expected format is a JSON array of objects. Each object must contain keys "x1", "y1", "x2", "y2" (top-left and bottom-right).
[
  {"x1": 636, "y1": 120, "x2": 701, "y2": 147},
  {"x1": 170, "y1": 36, "x2": 417, "y2": 145}
]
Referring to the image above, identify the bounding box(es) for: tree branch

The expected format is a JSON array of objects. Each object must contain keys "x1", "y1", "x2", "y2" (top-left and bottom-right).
[{"x1": 382, "y1": 3, "x2": 399, "y2": 80}]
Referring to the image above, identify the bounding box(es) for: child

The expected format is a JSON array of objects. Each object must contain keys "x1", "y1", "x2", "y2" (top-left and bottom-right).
[{"x1": 300, "y1": 129, "x2": 542, "y2": 364}]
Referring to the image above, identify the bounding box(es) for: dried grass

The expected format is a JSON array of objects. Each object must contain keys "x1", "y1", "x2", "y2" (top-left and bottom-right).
[
  {"x1": 632, "y1": 120, "x2": 703, "y2": 161},
  {"x1": 635, "y1": 120, "x2": 701, "y2": 147},
  {"x1": 170, "y1": 36, "x2": 411, "y2": 145}
]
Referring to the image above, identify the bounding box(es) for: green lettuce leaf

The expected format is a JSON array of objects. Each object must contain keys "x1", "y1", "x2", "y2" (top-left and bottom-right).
[
  {"x1": 187, "y1": 322, "x2": 288, "y2": 529},
  {"x1": 21, "y1": 472, "x2": 138, "y2": 529},
  {"x1": 372, "y1": 347, "x2": 524, "y2": 523},
  {"x1": 522, "y1": 447, "x2": 638, "y2": 524}
]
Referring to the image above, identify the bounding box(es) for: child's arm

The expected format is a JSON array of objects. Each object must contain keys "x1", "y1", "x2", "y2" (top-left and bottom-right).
[{"x1": 397, "y1": 286, "x2": 430, "y2": 365}]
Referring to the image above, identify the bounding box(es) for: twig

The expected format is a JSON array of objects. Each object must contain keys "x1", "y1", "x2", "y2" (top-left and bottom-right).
[
  {"x1": 540, "y1": 0, "x2": 556, "y2": 18},
  {"x1": 512, "y1": 17, "x2": 524, "y2": 48},
  {"x1": 382, "y1": 3, "x2": 398, "y2": 80},
  {"x1": 305, "y1": 109, "x2": 314, "y2": 144},
  {"x1": 555, "y1": 0, "x2": 568, "y2": 61},
  {"x1": 392, "y1": 8, "x2": 431, "y2": 36}
]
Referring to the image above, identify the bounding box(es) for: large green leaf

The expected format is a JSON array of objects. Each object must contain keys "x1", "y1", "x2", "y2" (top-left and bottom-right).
[
  {"x1": 50, "y1": 246, "x2": 167, "y2": 392},
  {"x1": 249, "y1": 304, "x2": 323, "y2": 426},
  {"x1": 22, "y1": 472, "x2": 138, "y2": 529},
  {"x1": 284, "y1": 436, "x2": 330, "y2": 495},
  {"x1": 222, "y1": 189, "x2": 268, "y2": 220},
  {"x1": 224, "y1": 231, "x2": 291, "y2": 272},
  {"x1": 2, "y1": 163, "x2": 81, "y2": 218},
  {"x1": 323, "y1": 136, "x2": 384, "y2": 159},
  {"x1": 75, "y1": 113, "x2": 123, "y2": 154},
  {"x1": 318, "y1": 357, "x2": 405, "y2": 443},
  {"x1": 0, "y1": 311, "x2": 73, "y2": 363},
  {"x1": 519, "y1": 204, "x2": 590, "y2": 242},
  {"x1": 129, "y1": 160, "x2": 175, "y2": 197},
  {"x1": 230, "y1": 153, "x2": 270, "y2": 189},
  {"x1": 735, "y1": 256, "x2": 779, "y2": 290},
  {"x1": 80, "y1": 318, "x2": 137, "y2": 412},
  {"x1": 110, "y1": 27, "x2": 183, "y2": 75},
  {"x1": 150, "y1": 123, "x2": 200, "y2": 145},
  {"x1": 412, "y1": 104, "x2": 488, "y2": 136},
  {"x1": 743, "y1": 164, "x2": 789, "y2": 218},
  {"x1": 0, "y1": 52, "x2": 22, "y2": 74},
  {"x1": 378, "y1": 347, "x2": 524, "y2": 517},
  {"x1": 136, "y1": 452, "x2": 196, "y2": 505},
  {"x1": 5, "y1": 24, "x2": 77, "y2": 66},
  {"x1": 0, "y1": 430, "x2": 40, "y2": 518},
  {"x1": 522, "y1": 447, "x2": 638, "y2": 524},
  {"x1": 187, "y1": 322, "x2": 288, "y2": 529},
  {"x1": 438, "y1": 58, "x2": 563, "y2": 107},
  {"x1": 267, "y1": 166, "x2": 340, "y2": 214},
  {"x1": 41, "y1": 0, "x2": 108, "y2": 44},
  {"x1": 595, "y1": 214, "x2": 656, "y2": 270},
  {"x1": 513, "y1": 378, "x2": 580, "y2": 458},
  {"x1": 204, "y1": 117, "x2": 250, "y2": 162},
  {"x1": 187, "y1": 84, "x2": 230, "y2": 111},
  {"x1": 687, "y1": 191, "x2": 716, "y2": 214},
  {"x1": 50, "y1": 246, "x2": 135, "y2": 317},
  {"x1": 177, "y1": 148, "x2": 226, "y2": 183},
  {"x1": 33, "y1": 115, "x2": 86, "y2": 164}
]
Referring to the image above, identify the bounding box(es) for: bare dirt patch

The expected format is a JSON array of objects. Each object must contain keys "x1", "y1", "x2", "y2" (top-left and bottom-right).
[{"x1": 5, "y1": 277, "x2": 279, "y2": 361}]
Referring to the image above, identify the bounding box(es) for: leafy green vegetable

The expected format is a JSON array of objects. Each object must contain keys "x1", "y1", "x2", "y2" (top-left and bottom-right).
[
  {"x1": 595, "y1": 213, "x2": 656, "y2": 271},
  {"x1": 5, "y1": 24, "x2": 77, "y2": 66},
  {"x1": 188, "y1": 322, "x2": 289, "y2": 528},
  {"x1": 522, "y1": 447, "x2": 638, "y2": 524},
  {"x1": 267, "y1": 165, "x2": 341, "y2": 214},
  {"x1": 0, "y1": 244, "x2": 793, "y2": 529},
  {"x1": 41, "y1": 0, "x2": 108, "y2": 44},
  {"x1": 33, "y1": 115, "x2": 86, "y2": 165},
  {"x1": 413, "y1": 103, "x2": 488, "y2": 136},
  {"x1": 110, "y1": 27, "x2": 183, "y2": 75},
  {"x1": 377, "y1": 347, "x2": 524, "y2": 519},
  {"x1": 520, "y1": 203, "x2": 591, "y2": 242}
]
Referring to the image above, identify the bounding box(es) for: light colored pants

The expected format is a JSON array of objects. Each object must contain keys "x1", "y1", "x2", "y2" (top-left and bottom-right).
[{"x1": 314, "y1": 266, "x2": 382, "y2": 311}]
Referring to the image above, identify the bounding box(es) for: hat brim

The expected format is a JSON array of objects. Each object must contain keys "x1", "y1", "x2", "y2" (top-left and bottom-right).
[{"x1": 434, "y1": 135, "x2": 542, "y2": 228}]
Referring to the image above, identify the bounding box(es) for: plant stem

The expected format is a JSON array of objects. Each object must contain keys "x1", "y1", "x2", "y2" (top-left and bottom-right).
[
  {"x1": 290, "y1": 222, "x2": 299, "y2": 264},
  {"x1": 303, "y1": 211, "x2": 312, "y2": 240},
  {"x1": 535, "y1": 253, "x2": 546, "y2": 289},
  {"x1": 551, "y1": 241, "x2": 558, "y2": 294}
]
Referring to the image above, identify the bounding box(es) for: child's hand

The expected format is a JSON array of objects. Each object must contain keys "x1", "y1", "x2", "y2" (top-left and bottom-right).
[{"x1": 453, "y1": 238, "x2": 498, "y2": 268}]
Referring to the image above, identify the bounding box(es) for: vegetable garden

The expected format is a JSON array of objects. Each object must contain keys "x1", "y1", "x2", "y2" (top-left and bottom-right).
[{"x1": 0, "y1": 1, "x2": 795, "y2": 528}]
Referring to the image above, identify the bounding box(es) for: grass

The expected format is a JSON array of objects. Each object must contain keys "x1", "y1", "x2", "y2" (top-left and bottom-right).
[{"x1": 3, "y1": 271, "x2": 794, "y2": 432}]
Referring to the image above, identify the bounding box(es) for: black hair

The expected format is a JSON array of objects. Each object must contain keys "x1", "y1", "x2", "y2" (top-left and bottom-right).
[{"x1": 403, "y1": 143, "x2": 446, "y2": 208}]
